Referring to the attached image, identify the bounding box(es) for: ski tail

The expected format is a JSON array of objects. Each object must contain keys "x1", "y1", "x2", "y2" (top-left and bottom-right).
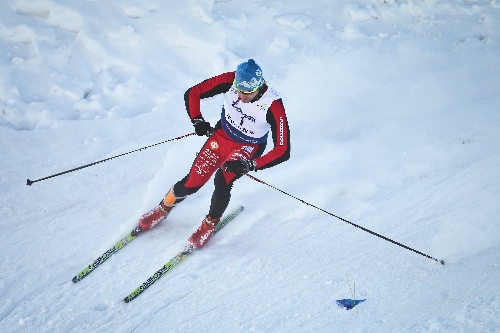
[{"x1": 214, "y1": 206, "x2": 244, "y2": 232}]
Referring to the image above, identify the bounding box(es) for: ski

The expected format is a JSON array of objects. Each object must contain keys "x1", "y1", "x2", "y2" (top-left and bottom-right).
[
  {"x1": 72, "y1": 227, "x2": 142, "y2": 283},
  {"x1": 123, "y1": 205, "x2": 244, "y2": 303}
]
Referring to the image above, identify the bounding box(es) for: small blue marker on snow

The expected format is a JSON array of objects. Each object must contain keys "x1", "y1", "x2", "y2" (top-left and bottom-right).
[{"x1": 336, "y1": 299, "x2": 366, "y2": 310}]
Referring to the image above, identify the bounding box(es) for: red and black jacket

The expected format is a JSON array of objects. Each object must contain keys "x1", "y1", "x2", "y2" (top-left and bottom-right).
[{"x1": 184, "y1": 72, "x2": 290, "y2": 170}]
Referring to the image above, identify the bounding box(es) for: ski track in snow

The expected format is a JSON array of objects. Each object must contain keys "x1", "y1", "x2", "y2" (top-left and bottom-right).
[{"x1": 1, "y1": 0, "x2": 499, "y2": 332}]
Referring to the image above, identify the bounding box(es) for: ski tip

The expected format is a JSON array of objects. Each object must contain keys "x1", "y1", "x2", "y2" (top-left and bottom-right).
[
  {"x1": 123, "y1": 297, "x2": 130, "y2": 303},
  {"x1": 72, "y1": 276, "x2": 78, "y2": 283}
]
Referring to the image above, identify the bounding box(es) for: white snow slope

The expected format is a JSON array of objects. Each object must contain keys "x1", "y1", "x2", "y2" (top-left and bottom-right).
[{"x1": 1, "y1": 0, "x2": 499, "y2": 332}]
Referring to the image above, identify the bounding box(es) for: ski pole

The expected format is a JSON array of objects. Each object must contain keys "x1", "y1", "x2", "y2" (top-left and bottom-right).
[
  {"x1": 27, "y1": 132, "x2": 196, "y2": 186},
  {"x1": 246, "y1": 174, "x2": 445, "y2": 265}
]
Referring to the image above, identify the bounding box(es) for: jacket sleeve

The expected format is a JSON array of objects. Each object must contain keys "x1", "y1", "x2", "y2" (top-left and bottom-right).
[
  {"x1": 184, "y1": 72, "x2": 235, "y2": 122},
  {"x1": 254, "y1": 98, "x2": 291, "y2": 170}
]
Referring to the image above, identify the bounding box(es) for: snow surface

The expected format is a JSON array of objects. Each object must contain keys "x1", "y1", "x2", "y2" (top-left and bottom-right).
[{"x1": 1, "y1": 0, "x2": 499, "y2": 332}]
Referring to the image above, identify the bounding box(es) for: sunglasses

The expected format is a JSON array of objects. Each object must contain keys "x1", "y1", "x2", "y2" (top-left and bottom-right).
[{"x1": 233, "y1": 80, "x2": 260, "y2": 94}]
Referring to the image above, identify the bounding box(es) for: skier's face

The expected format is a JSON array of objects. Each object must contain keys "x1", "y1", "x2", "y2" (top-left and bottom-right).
[
  {"x1": 237, "y1": 90, "x2": 258, "y2": 103},
  {"x1": 233, "y1": 80, "x2": 260, "y2": 103}
]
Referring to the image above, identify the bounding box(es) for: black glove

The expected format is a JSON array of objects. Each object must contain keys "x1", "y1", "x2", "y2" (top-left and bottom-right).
[
  {"x1": 192, "y1": 117, "x2": 212, "y2": 137},
  {"x1": 223, "y1": 159, "x2": 257, "y2": 176}
]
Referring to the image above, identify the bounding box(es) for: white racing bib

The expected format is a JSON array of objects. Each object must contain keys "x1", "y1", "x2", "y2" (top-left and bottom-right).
[{"x1": 220, "y1": 86, "x2": 280, "y2": 144}]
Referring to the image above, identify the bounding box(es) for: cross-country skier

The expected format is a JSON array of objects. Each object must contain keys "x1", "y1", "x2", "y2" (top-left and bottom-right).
[{"x1": 134, "y1": 59, "x2": 291, "y2": 248}]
